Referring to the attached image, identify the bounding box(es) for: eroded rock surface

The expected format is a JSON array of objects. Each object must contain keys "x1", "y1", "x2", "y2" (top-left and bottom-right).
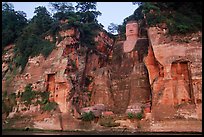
[{"x1": 2, "y1": 20, "x2": 202, "y2": 132}]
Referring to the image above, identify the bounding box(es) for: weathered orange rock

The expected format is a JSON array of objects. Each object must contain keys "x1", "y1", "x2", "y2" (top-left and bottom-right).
[
  {"x1": 2, "y1": 19, "x2": 202, "y2": 132},
  {"x1": 147, "y1": 27, "x2": 202, "y2": 120},
  {"x1": 102, "y1": 111, "x2": 114, "y2": 117},
  {"x1": 81, "y1": 104, "x2": 106, "y2": 117},
  {"x1": 90, "y1": 68, "x2": 114, "y2": 110}
]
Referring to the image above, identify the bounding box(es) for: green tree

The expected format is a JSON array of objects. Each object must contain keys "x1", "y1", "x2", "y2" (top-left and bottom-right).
[
  {"x1": 75, "y1": 2, "x2": 101, "y2": 23},
  {"x1": 14, "y1": 6, "x2": 55, "y2": 71},
  {"x1": 108, "y1": 23, "x2": 118, "y2": 34},
  {"x1": 30, "y1": 6, "x2": 53, "y2": 36},
  {"x1": 21, "y1": 84, "x2": 36, "y2": 106},
  {"x1": 48, "y1": 2, "x2": 81, "y2": 38},
  {"x1": 14, "y1": 32, "x2": 55, "y2": 71},
  {"x1": 49, "y1": 2, "x2": 74, "y2": 13},
  {"x1": 78, "y1": 23, "x2": 100, "y2": 49},
  {"x1": 75, "y1": 2, "x2": 97, "y2": 12},
  {"x1": 117, "y1": 24, "x2": 126, "y2": 40},
  {"x1": 128, "y1": 2, "x2": 202, "y2": 34},
  {"x1": 74, "y1": 2, "x2": 102, "y2": 49},
  {"x1": 2, "y1": 2, "x2": 27, "y2": 50},
  {"x1": 2, "y1": 2, "x2": 14, "y2": 10},
  {"x1": 49, "y1": 2, "x2": 75, "y2": 21},
  {"x1": 2, "y1": 92, "x2": 17, "y2": 116},
  {"x1": 132, "y1": 2, "x2": 143, "y2": 6},
  {"x1": 81, "y1": 111, "x2": 95, "y2": 121}
]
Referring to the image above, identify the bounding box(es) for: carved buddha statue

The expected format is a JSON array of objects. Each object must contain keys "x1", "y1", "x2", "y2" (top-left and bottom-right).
[
  {"x1": 123, "y1": 21, "x2": 139, "y2": 53},
  {"x1": 110, "y1": 21, "x2": 151, "y2": 113}
]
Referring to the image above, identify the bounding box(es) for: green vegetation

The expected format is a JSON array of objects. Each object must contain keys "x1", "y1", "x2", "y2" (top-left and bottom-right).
[
  {"x1": 14, "y1": 6, "x2": 55, "y2": 71},
  {"x1": 2, "y1": 2, "x2": 27, "y2": 51},
  {"x1": 2, "y1": 92, "x2": 17, "y2": 116},
  {"x1": 14, "y1": 34, "x2": 55, "y2": 71},
  {"x1": 127, "y1": 112, "x2": 144, "y2": 120},
  {"x1": 49, "y1": 2, "x2": 75, "y2": 21},
  {"x1": 2, "y1": 2, "x2": 103, "y2": 73},
  {"x1": 116, "y1": 2, "x2": 202, "y2": 38},
  {"x1": 21, "y1": 84, "x2": 36, "y2": 106},
  {"x1": 49, "y1": 2, "x2": 103, "y2": 49},
  {"x1": 127, "y1": 112, "x2": 135, "y2": 119},
  {"x1": 38, "y1": 91, "x2": 50, "y2": 105},
  {"x1": 42, "y1": 102, "x2": 58, "y2": 112},
  {"x1": 143, "y1": 2, "x2": 202, "y2": 34},
  {"x1": 21, "y1": 84, "x2": 58, "y2": 112},
  {"x1": 136, "y1": 112, "x2": 143, "y2": 120},
  {"x1": 2, "y1": 84, "x2": 58, "y2": 115},
  {"x1": 108, "y1": 23, "x2": 118, "y2": 34},
  {"x1": 81, "y1": 111, "x2": 95, "y2": 121},
  {"x1": 5, "y1": 73, "x2": 13, "y2": 89},
  {"x1": 2, "y1": 2, "x2": 202, "y2": 73}
]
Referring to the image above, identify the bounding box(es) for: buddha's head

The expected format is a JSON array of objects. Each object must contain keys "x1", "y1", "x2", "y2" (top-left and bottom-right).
[{"x1": 125, "y1": 21, "x2": 138, "y2": 40}]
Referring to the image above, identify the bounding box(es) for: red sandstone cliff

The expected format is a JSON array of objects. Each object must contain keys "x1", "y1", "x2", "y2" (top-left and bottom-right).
[
  {"x1": 144, "y1": 27, "x2": 202, "y2": 120},
  {"x1": 2, "y1": 21, "x2": 202, "y2": 132}
]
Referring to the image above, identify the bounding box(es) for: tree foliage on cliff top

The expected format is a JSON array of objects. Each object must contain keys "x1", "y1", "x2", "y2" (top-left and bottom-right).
[
  {"x1": 3, "y1": 2, "x2": 103, "y2": 72},
  {"x1": 14, "y1": 6, "x2": 55, "y2": 71},
  {"x1": 2, "y1": 2, "x2": 27, "y2": 51},
  {"x1": 118, "y1": 2, "x2": 202, "y2": 36}
]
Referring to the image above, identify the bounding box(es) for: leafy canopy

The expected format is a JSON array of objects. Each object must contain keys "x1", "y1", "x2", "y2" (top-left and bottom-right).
[
  {"x1": 2, "y1": 2, "x2": 27, "y2": 50},
  {"x1": 129, "y1": 2, "x2": 202, "y2": 35},
  {"x1": 14, "y1": 6, "x2": 55, "y2": 71},
  {"x1": 3, "y1": 2, "x2": 104, "y2": 73}
]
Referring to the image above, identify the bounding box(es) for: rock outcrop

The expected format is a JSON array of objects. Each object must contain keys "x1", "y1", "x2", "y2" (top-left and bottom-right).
[
  {"x1": 145, "y1": 26, "x2": 202, "y2": 120},
  {"x1": 2, "y1": 20, "x2": 202, "y2": 132}
]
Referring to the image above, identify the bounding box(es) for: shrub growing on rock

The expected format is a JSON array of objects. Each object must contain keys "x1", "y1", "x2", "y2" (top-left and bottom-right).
[
  {"x1": 81, "y1": 111, "x2": 95, "y2": 121},
  {"x1": 42, "y1": 101, "x2": 58, "y2": 112},
  {"x1": 127, "y1": 112, "x2": 144, "y2": 120},
  {"x1": 21, "y1": 84, "x2": 36, "y2": 106},
  {"x1": 127, "y1": 112, "x2": 135, "y2": 119},
  {"x1": 136, "y1": 112, "x2": 143, "y2": 120}
]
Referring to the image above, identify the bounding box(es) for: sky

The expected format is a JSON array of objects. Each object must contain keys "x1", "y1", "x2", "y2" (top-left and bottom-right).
[{"x1": 10, "y1": 2, "x2": 138, "y2": 32}]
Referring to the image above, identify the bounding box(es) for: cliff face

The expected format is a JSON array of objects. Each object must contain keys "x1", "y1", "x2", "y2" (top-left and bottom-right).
[
  {"x1": 2, "y1": 21, "x2": 202, "y2": 132},
  {"x1": 145, "y1": 27, "x2": 202, "y2": 120}
]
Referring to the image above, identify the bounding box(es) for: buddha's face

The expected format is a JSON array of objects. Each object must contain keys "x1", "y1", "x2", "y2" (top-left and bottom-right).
[{"x1": 126, "y1": 22, "x2": 138, "y2": 37}]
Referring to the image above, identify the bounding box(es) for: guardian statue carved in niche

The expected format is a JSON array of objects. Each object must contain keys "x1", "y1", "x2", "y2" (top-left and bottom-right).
[{"x1": 172, "y1": 62, "x2": 191, "y2": 105}]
